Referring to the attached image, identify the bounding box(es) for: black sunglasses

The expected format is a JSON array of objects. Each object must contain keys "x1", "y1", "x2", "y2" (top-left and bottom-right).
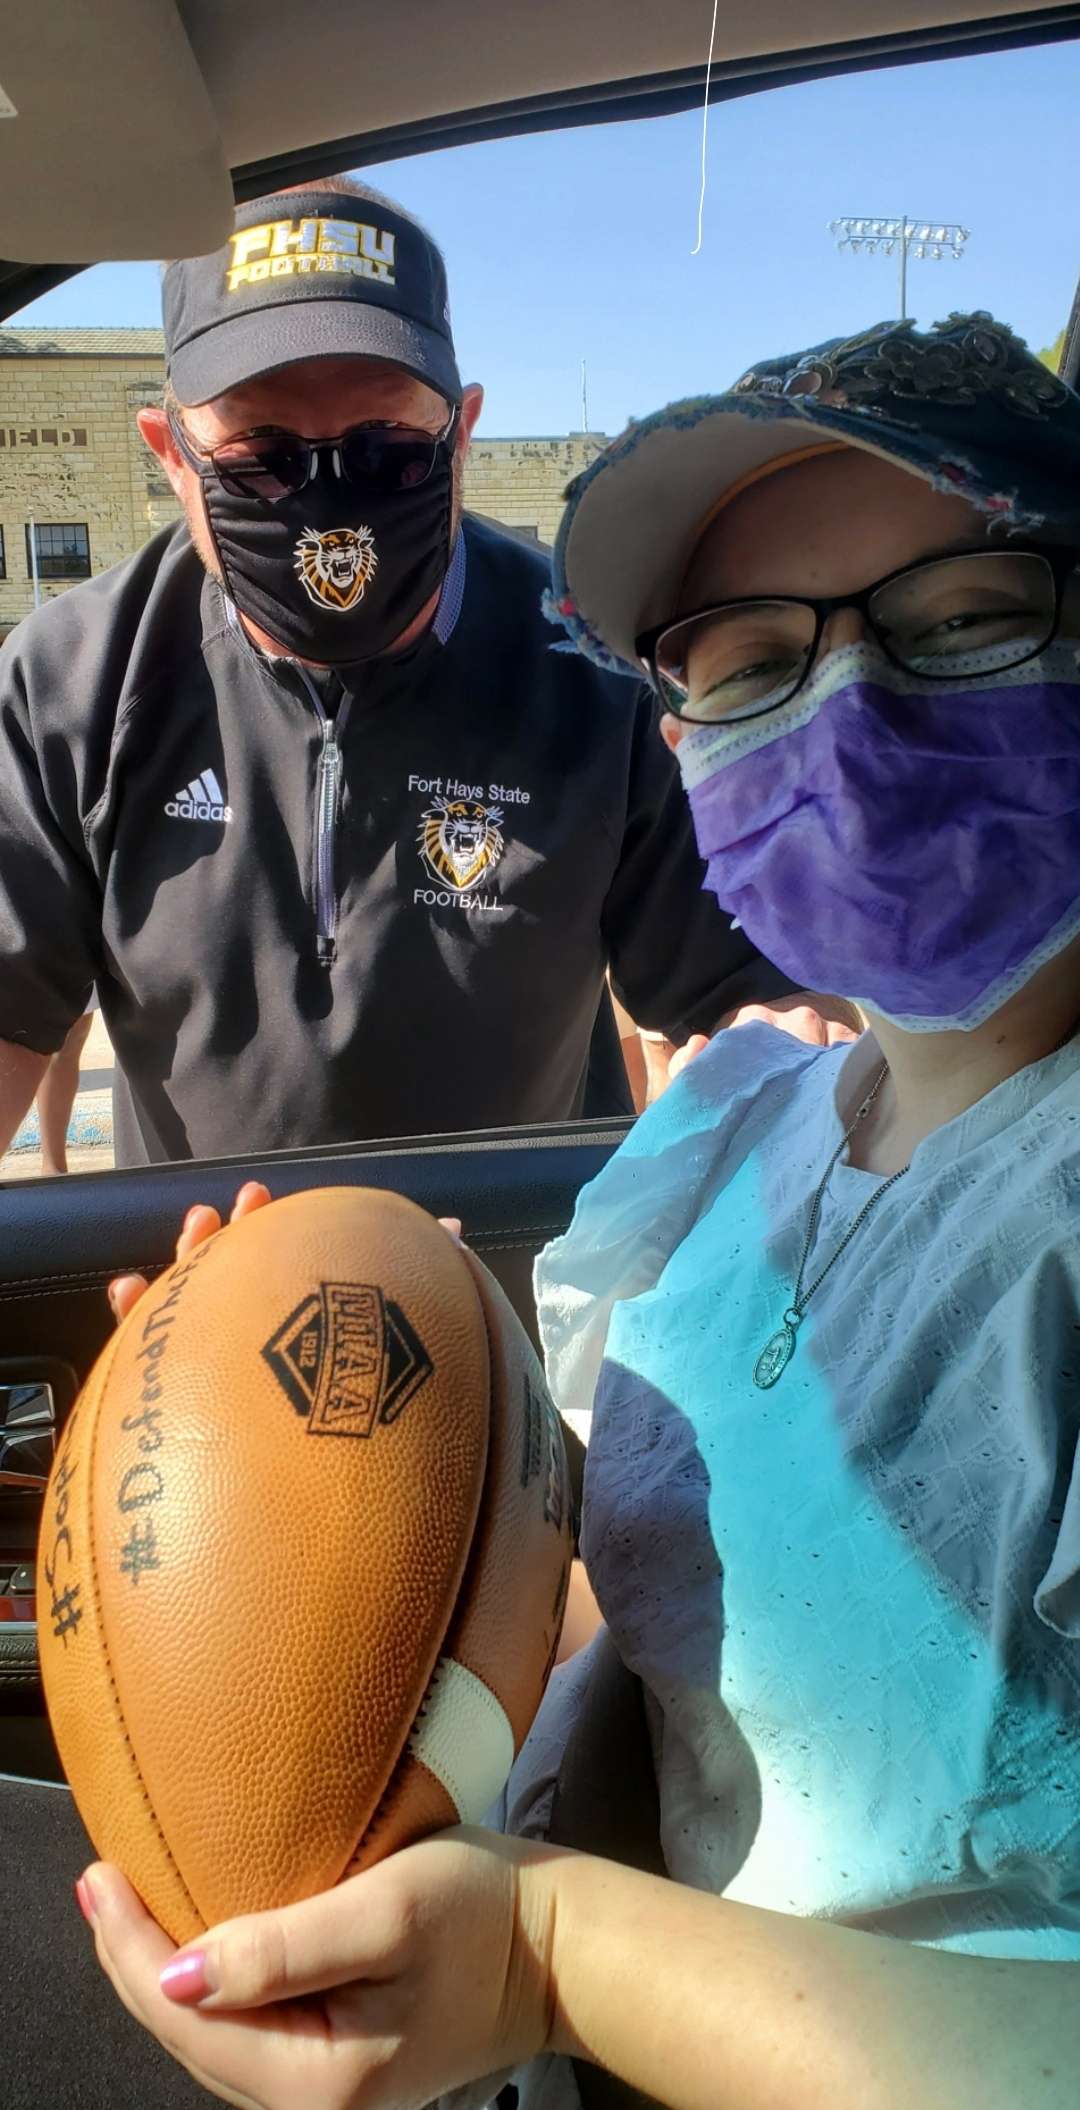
[{"x1": 167, "y1": 407, "x2": 458, "y2": 504}]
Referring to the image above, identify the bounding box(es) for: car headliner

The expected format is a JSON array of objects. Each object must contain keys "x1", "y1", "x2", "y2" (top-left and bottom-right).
[{"x1": 1, "y1": 0, "x2": 1079, "y2": 323}]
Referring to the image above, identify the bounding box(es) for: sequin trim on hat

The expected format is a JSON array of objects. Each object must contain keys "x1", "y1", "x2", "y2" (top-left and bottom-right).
[{"x1": 731, "y1": 312, "x2": 1069, "y2": 420}]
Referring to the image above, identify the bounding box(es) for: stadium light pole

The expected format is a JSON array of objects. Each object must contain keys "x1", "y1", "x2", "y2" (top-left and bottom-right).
[{"x1": 828, "y1": 216, "x2": 970, "y2": 319}]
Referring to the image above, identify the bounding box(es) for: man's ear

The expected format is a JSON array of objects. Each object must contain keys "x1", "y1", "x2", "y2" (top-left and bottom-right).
[
  {"x1": 660, "y1": 711, "x2": 686, "y2": 754},
  {"x1": 136, "y1": 407, "x2": 188, "y2": 506},
  {"x1": 455, "y1": 383, "x2": 484, "y2": 463}
]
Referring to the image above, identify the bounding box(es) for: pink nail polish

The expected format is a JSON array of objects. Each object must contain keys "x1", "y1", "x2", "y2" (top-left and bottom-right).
[
  {"x1": 75, "y1": 1875, "x2": 95, "y2": 1925},
  {"x1": 160, "y1": 1950, "x2": 212, "y2": 2004}
]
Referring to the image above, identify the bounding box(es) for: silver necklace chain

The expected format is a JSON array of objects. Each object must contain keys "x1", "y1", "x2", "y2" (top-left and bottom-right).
[
  {"x1": 753, "y1": 1061, "x2": 905, "y2": 1390},
  {"x1": 752, "y1": 1018, "x2": 1080, "y2": 1392}
]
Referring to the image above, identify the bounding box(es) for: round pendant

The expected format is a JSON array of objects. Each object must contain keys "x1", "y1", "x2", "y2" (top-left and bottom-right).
[{"x1": 754, "y1": 1321, "x2": 797, "y2": 1390}]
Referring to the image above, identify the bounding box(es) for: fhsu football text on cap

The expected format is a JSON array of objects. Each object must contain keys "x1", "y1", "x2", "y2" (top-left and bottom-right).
[{"x1": 226, "y1": 219, "x2": 397, "y2": 294}]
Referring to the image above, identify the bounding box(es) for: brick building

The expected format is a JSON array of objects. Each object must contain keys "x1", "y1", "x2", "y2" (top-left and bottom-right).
[
  {"x1": 466, "y1": 434, "x2": 606, "y2": 545},
  {"x1": 0, "y1": 328, "x2": 607, "y2": 634}
]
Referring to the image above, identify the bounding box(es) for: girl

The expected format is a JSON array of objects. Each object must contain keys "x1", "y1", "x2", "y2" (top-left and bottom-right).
[{"x1": 82, "y1": 313, "x2": 1080, "y2": 2109}]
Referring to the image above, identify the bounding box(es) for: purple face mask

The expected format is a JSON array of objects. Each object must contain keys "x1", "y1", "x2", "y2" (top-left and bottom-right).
[{"x1": 676, "y1": 641, "x2": 1080, "y2": 1031}]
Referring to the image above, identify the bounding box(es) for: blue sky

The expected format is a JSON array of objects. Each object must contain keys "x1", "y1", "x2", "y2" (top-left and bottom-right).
[{"x1": 13, "y1": 40, "x2": 1080, "y2": 436}]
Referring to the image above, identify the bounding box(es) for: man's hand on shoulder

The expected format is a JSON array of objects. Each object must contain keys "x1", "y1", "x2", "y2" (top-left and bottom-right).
[
  {"x1": 718, "y1": 992, "x2": 862, "y2": 1046},
  {"x1": 641, "y1": 994, "x2": 861, "y2": 1104}
]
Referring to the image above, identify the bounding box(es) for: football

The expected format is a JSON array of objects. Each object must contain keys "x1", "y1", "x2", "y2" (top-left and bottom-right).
[{"x1": 36, "y1": 1187, "x2": 573, "y2": 1942}]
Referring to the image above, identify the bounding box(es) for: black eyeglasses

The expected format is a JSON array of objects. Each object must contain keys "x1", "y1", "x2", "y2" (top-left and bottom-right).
[
  {"x1": 167, "y1": 407, "x2": 458, "y2": 504},
  {"x1": 639, "y1": 544, "x2": 1080, "y2": 724}
]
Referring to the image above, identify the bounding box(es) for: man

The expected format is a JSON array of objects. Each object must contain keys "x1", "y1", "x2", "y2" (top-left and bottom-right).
[{"x1": 0, "y1": 176, "x2": 826, "y2": 1171}]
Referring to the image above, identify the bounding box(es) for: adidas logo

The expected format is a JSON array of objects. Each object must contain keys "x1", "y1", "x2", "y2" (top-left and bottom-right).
[{"x1": 164, "y1": 768, "x2": 233, "y2": 823}]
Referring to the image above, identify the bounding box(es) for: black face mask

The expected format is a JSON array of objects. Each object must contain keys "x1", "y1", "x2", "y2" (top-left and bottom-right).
[{"x1": 201, "y1": 447, "x2": 454, "y2": 666}]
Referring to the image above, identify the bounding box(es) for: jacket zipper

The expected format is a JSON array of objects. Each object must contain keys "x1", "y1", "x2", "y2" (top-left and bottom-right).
[
  {"x1": 315, "y1": 718, "x2": 342, "y2": 964},
  {"x1": 294, "y1": 667, "x2": 350, "y2": 967}
]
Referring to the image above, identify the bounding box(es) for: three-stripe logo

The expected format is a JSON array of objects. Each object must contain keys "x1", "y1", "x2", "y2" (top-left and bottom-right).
[{"x1": 164, "y1": 768, "x2": 233, "y2": 823}]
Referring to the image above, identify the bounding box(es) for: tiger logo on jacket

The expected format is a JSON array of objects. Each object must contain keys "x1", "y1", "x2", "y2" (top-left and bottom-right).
[
  {"x1": 417, "y1": 798, "x2": 505, "y2": 894},
  {"x1": 294, "y1": 525, "x2": 378, "y2": 611}
]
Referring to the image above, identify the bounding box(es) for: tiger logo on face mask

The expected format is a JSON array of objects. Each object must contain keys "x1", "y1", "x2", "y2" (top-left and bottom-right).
[{"x1": 294, "y1": 524, "x2": 379, "y2": 611}]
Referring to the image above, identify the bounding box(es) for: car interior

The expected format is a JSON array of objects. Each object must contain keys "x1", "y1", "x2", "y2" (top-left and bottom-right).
[{"x1": 1, "y1": 4, "x2": 1079, "y2": 2102}]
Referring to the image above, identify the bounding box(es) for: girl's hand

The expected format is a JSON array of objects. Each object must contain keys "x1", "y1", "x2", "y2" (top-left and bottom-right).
[
  {"x1": 107, "y1": 1181, "x2": 273, "y2": 1325},
  {"x1": 107, "y1": 1191, "x2": 463, "y2": 1326},
  {"x1": 79, "y1": 1830, "x2": 559, "y2": 2110}
]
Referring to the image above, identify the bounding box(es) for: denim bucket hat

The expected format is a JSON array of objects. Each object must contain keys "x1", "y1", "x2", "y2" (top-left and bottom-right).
[{"x1": 547, "y1": 312, "x2": 1080, "y2": 676}]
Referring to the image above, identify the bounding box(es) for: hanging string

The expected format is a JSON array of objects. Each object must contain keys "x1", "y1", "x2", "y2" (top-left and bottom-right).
[{"x1": 691, "y1": 0, "x2": 721, "y2": 256}]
